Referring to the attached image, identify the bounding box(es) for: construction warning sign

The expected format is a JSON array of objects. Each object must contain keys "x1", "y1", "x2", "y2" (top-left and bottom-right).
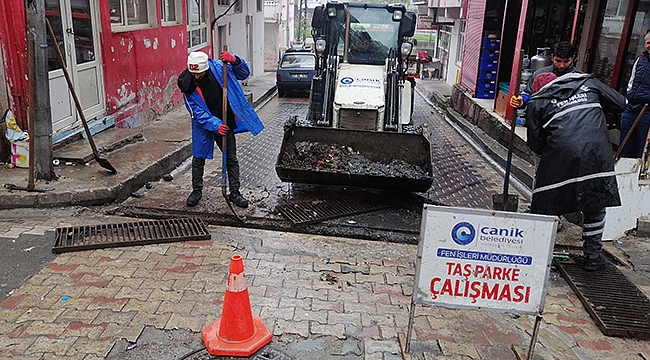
[{"x1": 414, "y1": 205, "x2": 557, "y2": 315}]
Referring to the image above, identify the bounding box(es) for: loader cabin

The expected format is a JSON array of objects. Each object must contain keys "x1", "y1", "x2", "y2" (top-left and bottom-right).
[
  {"x1": 308, "y1": 2, "x2": 417, "y2": 131},
  {"x1": 311, "y1": 2, "x2": 417, "y2": 67}
]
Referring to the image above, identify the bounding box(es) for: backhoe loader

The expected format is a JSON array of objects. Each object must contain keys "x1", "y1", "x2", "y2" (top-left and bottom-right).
[{"x1": 275, "y1": 2, "x2": 433, "y2": 192}]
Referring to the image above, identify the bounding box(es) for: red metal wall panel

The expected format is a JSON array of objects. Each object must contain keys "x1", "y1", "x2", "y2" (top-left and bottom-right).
[
  {"x1": 0, "y1": 0, "x2": 29, "y2": 129},
  {"x1": 460, "y1": 0, "x2": 486, "y2": 94}
]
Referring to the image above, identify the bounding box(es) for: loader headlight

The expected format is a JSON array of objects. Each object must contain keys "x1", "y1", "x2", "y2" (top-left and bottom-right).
[
  {"x1": 393, "y1": 10, "x2": 403, "y2": 21},
  {"x1": 327, "y1": 7, "x2": 337, "y2": 17},
  {"x1": 400, "y1": 42, "x2": 413, "y2": 59},
  {"x1": 315, "y1": 38, "x2": 326, "y2": 56}
]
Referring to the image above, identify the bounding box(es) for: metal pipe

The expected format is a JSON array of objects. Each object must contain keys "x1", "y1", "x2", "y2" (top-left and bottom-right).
[
  {"x1": 26, "y1": 32, "x2": 36, "y2": 190},
  {"x1": 343, "y1": 5, "x2": 350, "y2": 63},
  {"x1": 526, "y1": 314, "x2": 544, "y2": 360}
]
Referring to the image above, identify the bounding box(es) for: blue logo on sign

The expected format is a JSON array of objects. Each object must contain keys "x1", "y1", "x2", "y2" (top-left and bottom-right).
[
  {"x1": 341, "y1": 77, "x2": 354, "y2": 84},
  {"x1": 451, "y1": 222, "x2": 475, "y2": 245}
]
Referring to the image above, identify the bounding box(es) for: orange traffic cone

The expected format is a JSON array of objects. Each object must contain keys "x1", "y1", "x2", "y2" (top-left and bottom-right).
[{"x1": 201, "y1": 255, "x2": 272, "y2": 356}]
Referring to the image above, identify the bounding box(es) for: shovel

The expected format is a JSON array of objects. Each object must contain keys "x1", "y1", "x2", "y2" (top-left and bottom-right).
[
  {"x1": 46, "y1": 19, "x2": 117, "y2": 174},
  {"x1": 493, "y1": 50, "x2": 523, "y2": 212},
  {"x1": 221, "y1": 45, "x2": 244, "y2": 222}
]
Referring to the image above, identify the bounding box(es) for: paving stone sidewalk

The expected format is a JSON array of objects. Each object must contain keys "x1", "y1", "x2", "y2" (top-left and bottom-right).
[{"x1": 1, "y1": 223, "x2": 650, "y2": 359}]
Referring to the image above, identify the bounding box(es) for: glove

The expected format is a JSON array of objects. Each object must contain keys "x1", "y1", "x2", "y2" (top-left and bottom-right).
[
  {"x1": 217, "y1": 124, "x2": 229, "y2": 135},
  {"x1": 221, "y1": 51, "x2": 236, "y2": 63},
  {"x1": 510, "y1": 95, "x2": 523, "y2": 108}
]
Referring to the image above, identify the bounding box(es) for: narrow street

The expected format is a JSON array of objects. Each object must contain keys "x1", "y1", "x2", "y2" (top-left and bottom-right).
[
  {"x1": 1, "y1": 88, "x2": 649, "y2": 359},
  {"x1": 117, "y1": 90, "x2": 528, "y2": 245}
]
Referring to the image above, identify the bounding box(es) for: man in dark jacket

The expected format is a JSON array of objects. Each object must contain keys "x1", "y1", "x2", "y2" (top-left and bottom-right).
[
  {"x1": 177, "y1": 51, "x2": 264, "y2": 208},
  {"x1": 619, "y1": 31, "x2": 650, "y2": 158},
  {"x1": 525, "y1": 72, "x2": 626, "y2": 271},
  {"x1": 510, "y1": 41, "x2": 582, "y2": 108}
]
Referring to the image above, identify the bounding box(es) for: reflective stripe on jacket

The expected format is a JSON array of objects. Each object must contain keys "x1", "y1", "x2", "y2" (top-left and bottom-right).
[{"x1": 526, "y1": 73, "x2": 625, "y2": 215}]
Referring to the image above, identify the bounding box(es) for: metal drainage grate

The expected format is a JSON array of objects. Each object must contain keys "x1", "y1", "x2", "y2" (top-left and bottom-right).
[
  {"x1": 554, "y1": 256, "x2": 650, "y2": 339},
  {"x1": 52, "y1": 218, "x2": 210, "y2": 253},
  {"x1": 276, "y1": 197, "x2": 392, "y2": 225},
  {"x1": 185, "y1": 347, "x2": 293, "y2": 360}
]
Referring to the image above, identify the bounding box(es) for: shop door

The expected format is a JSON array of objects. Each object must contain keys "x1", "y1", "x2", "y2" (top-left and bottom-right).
[{"x1": 46, "y1": 0, "x2": 104, "y2": 135}]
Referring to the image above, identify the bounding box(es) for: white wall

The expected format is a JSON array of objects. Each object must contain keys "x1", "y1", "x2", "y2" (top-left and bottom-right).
[
  {"x1": 264, "y1": 22, "x2": 280, "y2": 70},
  {"x1": 445, "y1": 19, "x2": 462, "y2": 86},
  {"x1": 212, "y1": 0, "x2": 266, "y2": 78}
]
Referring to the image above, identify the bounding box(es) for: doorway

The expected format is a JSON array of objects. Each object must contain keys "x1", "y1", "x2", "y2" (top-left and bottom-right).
[{"x1": 45, "y1": 0, "x2": 104, "y2": 136}]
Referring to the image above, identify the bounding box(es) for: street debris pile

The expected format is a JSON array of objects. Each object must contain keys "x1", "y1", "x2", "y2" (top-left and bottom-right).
[{"x1": 278, "y1": 141, "x2": 430, "y2": 179}]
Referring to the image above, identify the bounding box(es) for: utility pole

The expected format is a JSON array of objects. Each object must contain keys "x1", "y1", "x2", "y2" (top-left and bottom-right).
[{"x1": 24, "y1": 0, "x2": 56, "y2": 181}]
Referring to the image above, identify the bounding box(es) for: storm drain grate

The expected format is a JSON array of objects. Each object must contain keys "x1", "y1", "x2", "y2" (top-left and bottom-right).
[
  {"x1": 554, "y1": 256, "x2": 650, "y2": 339},
  {"x1": 185, "y1": 347, "x2": 293, "y2": 360},
  {"x1": 52, "y1": 218, "x2": 210, "y2": 253},
  {"x1": 276, "y1": 197, "x2": 392, "y2": 225}
]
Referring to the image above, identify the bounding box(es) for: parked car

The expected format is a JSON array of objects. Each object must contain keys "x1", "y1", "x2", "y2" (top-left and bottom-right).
[{"x1": 276, "y1": 50, "x2": 316, "y2": 97}]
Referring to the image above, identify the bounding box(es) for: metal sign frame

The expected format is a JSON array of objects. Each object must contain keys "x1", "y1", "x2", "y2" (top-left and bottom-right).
[{"x1": 403, "y1": 205, "x2": 557, "y2": 359}]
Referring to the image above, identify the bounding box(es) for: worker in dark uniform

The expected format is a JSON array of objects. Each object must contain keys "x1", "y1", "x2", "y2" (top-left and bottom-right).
[{"x1": 523, "y1": 72, "x2": 626, "y2": 271}]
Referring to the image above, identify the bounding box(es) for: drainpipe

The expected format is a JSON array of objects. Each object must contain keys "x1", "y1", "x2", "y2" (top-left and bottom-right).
[{"x1": 505, "y1": 0, "x2": 529, "y2": 122}]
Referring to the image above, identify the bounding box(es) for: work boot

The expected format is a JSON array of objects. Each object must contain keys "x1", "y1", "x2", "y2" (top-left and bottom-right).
[
  {"x1": 186, "y1": 189, "x2": 202, "y2": 207},
  {"x1": 583, "y1": 254, "x2": 607, "y2": 272},
  {"x1": 229, "y1": 190, "x2": 249, "y2": 208}
]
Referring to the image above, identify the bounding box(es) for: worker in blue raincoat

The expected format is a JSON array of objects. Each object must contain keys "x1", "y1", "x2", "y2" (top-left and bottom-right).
[{"x1": 177, "y1": 51, "x2": 264, "y2": 208}]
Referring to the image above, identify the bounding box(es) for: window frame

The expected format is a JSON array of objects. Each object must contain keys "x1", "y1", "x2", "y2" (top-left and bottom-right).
[
  {"x1": 161, "y1": 0, "x2": 182, "y2": 26},
  {"x1": 187, "y1": 0, "x2": 210, "y2": 50},
  {"x1": 456, "y1": 20, "x2": 465, "y2": 65},
  {"x1": 110, "y1": 0, "x2": 158, "y2": 32}
]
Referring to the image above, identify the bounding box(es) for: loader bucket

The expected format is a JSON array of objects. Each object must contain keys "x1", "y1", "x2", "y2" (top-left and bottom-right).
[{"x1": 275, "y1": 125, "x2": 433, "y2": 192}]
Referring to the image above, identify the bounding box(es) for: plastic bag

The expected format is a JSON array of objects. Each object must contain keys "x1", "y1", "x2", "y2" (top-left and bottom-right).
[{"x1": 4, "y1": 109, "x2": 28, "y2": 141}]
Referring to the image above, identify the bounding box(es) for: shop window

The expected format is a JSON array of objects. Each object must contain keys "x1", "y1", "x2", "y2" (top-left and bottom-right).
[
  {"x1": 161, "y1": 0, "x2": 182, "y2": 25},
  {"x1": 438, "y1": 25, "x2": 452, "y2": 75},
  {"x1": 592, "y1": 0, "x2": 629, "y2": 86},
  {"x1": 456, "y1": 20, "x2": 465, "y2": 65},
  {"x1": 187, "y1": 0, "x2": 209, "y2": 49},
  {"x1": 110, "y1": 0, "x2": 157, "y2": 30}
]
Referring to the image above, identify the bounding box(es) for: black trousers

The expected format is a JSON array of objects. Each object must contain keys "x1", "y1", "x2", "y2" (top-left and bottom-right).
[
  {"x1": 191, "y1": 131, "x2": 240, "y2": 192},
  {"x1": 582, "y1": 208, "x2": 606, "y2": 260}
]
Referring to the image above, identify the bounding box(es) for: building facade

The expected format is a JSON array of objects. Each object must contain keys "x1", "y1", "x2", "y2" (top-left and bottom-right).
[
  {"x1": 426, "y1": 0, "x2": 650, "y2": 123},
  {"x1": 0, "y1": 0, "x2": 265, "y2": 143}
]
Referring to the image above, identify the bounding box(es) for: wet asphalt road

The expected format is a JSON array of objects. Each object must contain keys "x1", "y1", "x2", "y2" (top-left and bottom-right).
[{"x1": 118, "y1": 91, "x2": 527, "y2": 243}]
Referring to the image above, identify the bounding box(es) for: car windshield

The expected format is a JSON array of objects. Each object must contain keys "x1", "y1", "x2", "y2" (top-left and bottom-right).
[
  {"x1": 331, "y1": 6, "x2": 398, "y2": 65},
  {"x1": 281, "y1": 54, "x2": 315, "y2": 69}
]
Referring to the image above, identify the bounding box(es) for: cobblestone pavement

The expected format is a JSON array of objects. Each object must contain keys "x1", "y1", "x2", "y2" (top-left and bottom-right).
[
  {"x1": 1, "y1": 84, "x2": 648, "y2": 359},
  {"x1": 1, "y1": 210, "x2": 650, "y2": 359}
]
